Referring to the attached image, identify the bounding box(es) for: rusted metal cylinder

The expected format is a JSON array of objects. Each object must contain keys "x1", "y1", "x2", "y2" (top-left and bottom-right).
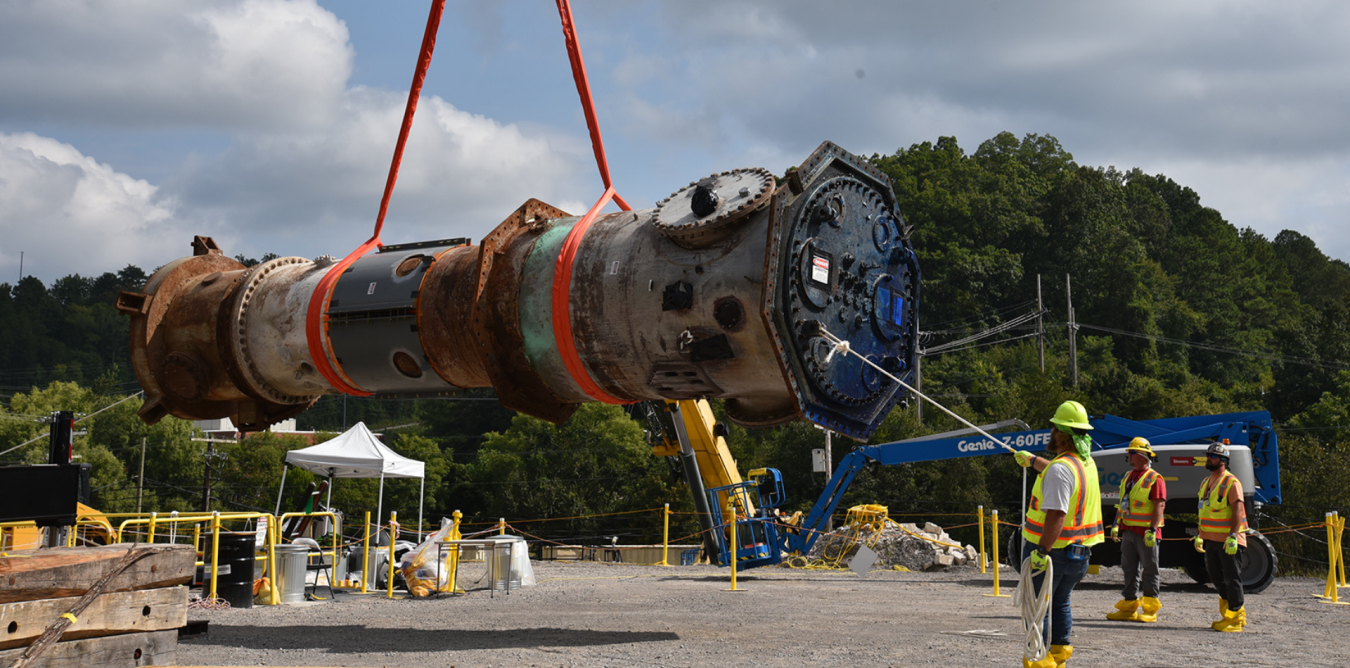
[{"x1": 121, "y1": 142, "x2": 919, "y2": 439}]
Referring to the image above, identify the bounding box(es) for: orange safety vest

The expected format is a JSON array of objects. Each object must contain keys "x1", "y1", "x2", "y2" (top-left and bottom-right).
[
  {"x1": 1198, "y1": 471, "x2": 1247, "y2": 544},
  {"x1": 1023, "y1": 452, "x2": 1105, "y2": 548},
  {"x1": 1117, "y1": 468, "x2": 1164, "y2": 528}
]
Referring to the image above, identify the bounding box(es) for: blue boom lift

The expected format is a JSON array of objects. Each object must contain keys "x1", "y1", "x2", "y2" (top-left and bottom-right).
[{"x1": 701, "y1": 410, "x2": 1281, "y2": 593}]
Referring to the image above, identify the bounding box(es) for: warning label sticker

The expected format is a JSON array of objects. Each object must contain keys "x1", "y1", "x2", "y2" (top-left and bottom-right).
[{"x1": 811, "y1": 255, "x2": 830, "y2": 284}]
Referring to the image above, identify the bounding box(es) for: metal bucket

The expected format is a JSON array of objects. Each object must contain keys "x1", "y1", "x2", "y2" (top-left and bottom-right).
[
  {"x1": 274, "y1": 544, "x2": 310, "y2": 604},
  {"x1": 489, "y1": 537, "x2": 524, "y2": 591}
]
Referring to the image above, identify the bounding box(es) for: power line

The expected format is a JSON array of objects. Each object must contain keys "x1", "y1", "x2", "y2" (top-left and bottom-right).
[{"x1": 1075, "y1": 323, "x2": 1350, "y2": 372}]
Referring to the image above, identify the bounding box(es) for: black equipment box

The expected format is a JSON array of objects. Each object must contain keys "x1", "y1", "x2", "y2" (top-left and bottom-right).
[{"x1": 0, "y1": 463, "x2": 91, "y2": 526}]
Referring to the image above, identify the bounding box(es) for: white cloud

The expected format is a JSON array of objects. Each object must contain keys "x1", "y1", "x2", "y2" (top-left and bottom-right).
[
  {"x1": 163, "y1": 88, "x2": 590, "y2": 261},
  {"x1": 0, "y1": 0, "x2": 352, "y2": 130},
  {"x1": 0, "y1": 133, "x2": 184, "y2": 281}
]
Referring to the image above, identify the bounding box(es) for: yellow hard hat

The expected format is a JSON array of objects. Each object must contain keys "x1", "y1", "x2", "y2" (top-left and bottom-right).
[
  {"x1": 1049, "y1": 400, "x2": 1093, "y2": 431},
  {"x1": 1126, "y1": 437, "x2": 1155, "y2": 458}
]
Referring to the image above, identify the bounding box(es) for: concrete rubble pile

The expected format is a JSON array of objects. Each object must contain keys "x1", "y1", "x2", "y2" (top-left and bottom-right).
[{"x1": 810, "y1": 519, "x2": 981, "y2": 571}]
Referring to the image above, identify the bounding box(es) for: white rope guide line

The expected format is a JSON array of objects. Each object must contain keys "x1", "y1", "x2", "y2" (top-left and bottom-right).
[
  {"x1": 0, "y1": 391, "x2": 145, "y2": 458},
  {"x1": 1015, "y1": 555, "x2": 1052, "y2": 662},
  {"x1": 816, "y1": 326, "x2": 1017, "y2": 455},
  {"x1": 820, "y1": 324, "x2": 1052, "y2": 661}
]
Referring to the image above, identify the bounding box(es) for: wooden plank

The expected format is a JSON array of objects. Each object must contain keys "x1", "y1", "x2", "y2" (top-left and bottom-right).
[
  {"x1": 0, "y1": 545, "x2": 194, "y2": 604},
  {"x1": 0, "y1": 629, "x2": 176, "y2": 668},
  {"x1": 0, "y1": 587, "x2": 187, "y2": 650}
]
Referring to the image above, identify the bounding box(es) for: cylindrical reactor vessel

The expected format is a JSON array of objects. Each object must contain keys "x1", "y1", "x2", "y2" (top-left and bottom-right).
[{"x1": 118, "y1": 141, "x2": 919, "y2": 440}]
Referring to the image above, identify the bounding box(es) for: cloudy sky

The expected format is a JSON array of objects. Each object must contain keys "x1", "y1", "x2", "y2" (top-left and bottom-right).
[{"x1": 2, "y1": 0, "x2": 1347, "y2": 284}]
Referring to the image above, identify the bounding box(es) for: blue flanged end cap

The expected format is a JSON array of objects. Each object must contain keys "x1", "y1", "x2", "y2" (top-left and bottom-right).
[{"x1": 765, "y1": 141, "x2": 919, "y2": 441}]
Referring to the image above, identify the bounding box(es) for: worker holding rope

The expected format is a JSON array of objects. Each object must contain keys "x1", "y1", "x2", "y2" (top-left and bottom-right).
[
  {"x1": 1013, "y1": 400, "x2": 1104, "y2": 668},
  {"x1": 1105, "y1": 437, "x2": 1166, "y2": 623}
]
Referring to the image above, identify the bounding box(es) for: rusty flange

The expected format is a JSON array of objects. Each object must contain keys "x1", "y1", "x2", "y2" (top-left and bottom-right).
[
  {"x1": 118, "y1": 237, "x2": 317, "y2": 427},
  {"x1": 472, "y1": 199, "x2": 579, "y2": 423}
]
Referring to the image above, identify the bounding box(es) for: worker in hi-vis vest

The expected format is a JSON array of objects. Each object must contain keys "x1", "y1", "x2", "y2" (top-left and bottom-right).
[
  {"x1": 1193, "y1": 441, "x2": 1249, "y2": 632},
  {"x1": 1105, "y1": 437, "x2": 1166, "y2": 623},
  {"x1": 1014, "y1": 400, "x2": 1104, "y2": 668}
]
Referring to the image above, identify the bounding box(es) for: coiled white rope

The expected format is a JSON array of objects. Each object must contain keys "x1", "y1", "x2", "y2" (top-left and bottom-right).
[{"x1": 1015, "y1": 555, "x2": 1052, "y2": 663}]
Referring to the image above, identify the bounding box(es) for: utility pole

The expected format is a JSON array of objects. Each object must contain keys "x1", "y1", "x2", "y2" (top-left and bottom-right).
[
  {"x1": 914, "y1": 313, "x2": 923, "y2": 422},
  {"x1": 914, "y1": 351, "x2": 923, "y2": 423},
  {"x1": 1037, "y1": 274, "x2": 1045, "y2": 373},
  {"x1": 200, "y1": 441, "x2": 213, "y2": 513},
  {"x1": 192, "y1": 436, "x2": 237, "y2": 513},
  {"x1": 18, "y1": 252, "x2": 23, "y2": 282},
  {"x1": 824, "y1": 429, "x2": 833, "y2": 532},
  {"x1": 1067, "y1": 274, "x2": 1078, "y2": 388},
  {"x1": 136, "y1": 437, "x2": 147, "y2": 513}
]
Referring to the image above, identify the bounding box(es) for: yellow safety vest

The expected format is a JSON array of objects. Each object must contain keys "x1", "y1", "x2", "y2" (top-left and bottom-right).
[
  {"x1": 1198, "y1": 471, "x2": 1247, "y2": 544},
  {"x1": 1023, "y1": 452, "x2": 1105, "y2": 548},
  {"x1": 1117, "y1": 468, "x2": 1163, "y2": 528}
]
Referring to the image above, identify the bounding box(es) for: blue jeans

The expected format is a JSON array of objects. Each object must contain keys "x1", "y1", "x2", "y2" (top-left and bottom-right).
[{"x1": 1021, "y1": 540, "x2": 1091, "y2": 646}]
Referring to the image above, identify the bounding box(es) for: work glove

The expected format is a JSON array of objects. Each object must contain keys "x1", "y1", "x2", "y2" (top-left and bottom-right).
[
  {"x1": 1144, "y1": 529, "x2": 1156, "y2": 548},
  {"x1": 1013, "y1": 450, "x2": 1034, "y2": 468},
  {"x1": 1224, "y1": 534, "x2": 1239, "y2": 555},
  {"x1": 1029, "y1": 548, "x2": 1050, "y2": 571},
  {"x1": 1110, "y1": 524, "x2": 1120, "y2": 542},
  {"x1": 1193, "y1": 536, "x2": 1205, "y2": 553}
]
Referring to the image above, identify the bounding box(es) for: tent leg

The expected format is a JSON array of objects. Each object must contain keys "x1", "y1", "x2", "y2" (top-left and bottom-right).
[
  {"x1": 275, "y1": 466, "x2": 288, "y2": 516},
  {"x1": 377, "y1": 472, "x2": 385, "y2": 536},
  {"x1": 418, "y1": 477, "x2": 425, "y2": 537},
  {"x1": 327, "y1": 473, "x2": 334, "y2": 510}
]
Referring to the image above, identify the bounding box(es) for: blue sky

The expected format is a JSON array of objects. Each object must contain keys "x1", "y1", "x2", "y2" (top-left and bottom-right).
[{"x1": 2, "y1": 0, "x2": 1348, "y2": 284}]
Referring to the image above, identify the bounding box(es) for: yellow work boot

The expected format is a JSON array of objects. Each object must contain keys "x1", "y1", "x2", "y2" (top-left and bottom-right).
[
  {"x1": 1219, "y1": 597, "x2": 1229, "y2": 615},
  {"x1": 1219, "y1": 607, "x2": 1247, "y2": 632},
  {"x1": 1022, "y1": 653, "x2": 1057, "y2": 668},
  {"x1": 1135, "y1": 596, "x2": 1161, "y2": 623},
  {"x1": 1105, "y1": 598, "x2": 1139, "y2": 621},
  {"x1": 1049, "y1": 645, "x2": 1073, "y2": 666},
  {"x1": 1211, "y1": 605, "x2": 1245, "y2": 632}
]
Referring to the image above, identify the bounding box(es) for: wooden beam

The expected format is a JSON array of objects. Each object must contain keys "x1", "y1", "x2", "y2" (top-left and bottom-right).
[
  {"x1": 0, "y1": 629, "x2": 176, "y2": 668},
  {"x1": 0, "y1": 544, "x2": 194, "y2": 604},
  {"x1": 0, "y1": 587, "x2": 187, "y2": 650}
]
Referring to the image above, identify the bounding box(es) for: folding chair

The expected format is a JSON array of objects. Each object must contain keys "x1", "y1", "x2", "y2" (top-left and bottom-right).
[{"x1": 293, "y1": 537, "x2": 336, "y2": 601}]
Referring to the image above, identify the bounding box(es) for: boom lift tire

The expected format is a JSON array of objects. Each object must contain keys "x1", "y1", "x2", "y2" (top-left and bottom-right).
[{"x1": 1238, "y1": 531, "x2": 1278, "y2": 594}]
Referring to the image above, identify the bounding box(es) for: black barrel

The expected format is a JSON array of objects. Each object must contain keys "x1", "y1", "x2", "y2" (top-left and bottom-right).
[{"x1": 207, "y1": 532, "x2": 257, "y2": 609}]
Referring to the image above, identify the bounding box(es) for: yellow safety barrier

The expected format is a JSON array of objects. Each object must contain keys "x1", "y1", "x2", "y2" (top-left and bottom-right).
[
  {"x1": 278, "y1": 511, "x2": 342, "y2": 571},
  {"x1": 724, "y1": 520, "x2": 743, "y2": 592},
  {"x1": 1333, "y1": 510, "x2": 1344, "y2": 588},
  {"x1": 1320, "y1": 511, "x2": 1348, "y2": 605},
  {"x1": 977, "y1": 505, "x2": 986, "y2": 574},
  {"x1": 984, "y1": 509, "x2": 1010, "y2": 598},
  {"x1": 660, "y1": 504, "x2": 671, "y2": 567},
  {"x1": 361, "y1": 511, "x2": 371, "y2": 595},
  {"x1": 388, "y1": 511, "x2": 398, "y2": 599},
  {"x1": 209, "y1": 512, "x2": 221, "y2": 600},
  {"x1": 115, "y1": 511, "x2": 280, "y2": 604}
]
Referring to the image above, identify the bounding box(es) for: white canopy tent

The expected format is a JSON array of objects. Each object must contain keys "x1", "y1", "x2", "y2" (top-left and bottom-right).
[{"x1": 275, "y1": 422, "x2": 426, "y2": 530}]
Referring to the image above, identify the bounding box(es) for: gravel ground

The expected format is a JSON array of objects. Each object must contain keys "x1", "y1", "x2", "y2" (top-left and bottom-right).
[{"x1": 178, "y1": 560, "x2": 1348, "y2": 667}]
